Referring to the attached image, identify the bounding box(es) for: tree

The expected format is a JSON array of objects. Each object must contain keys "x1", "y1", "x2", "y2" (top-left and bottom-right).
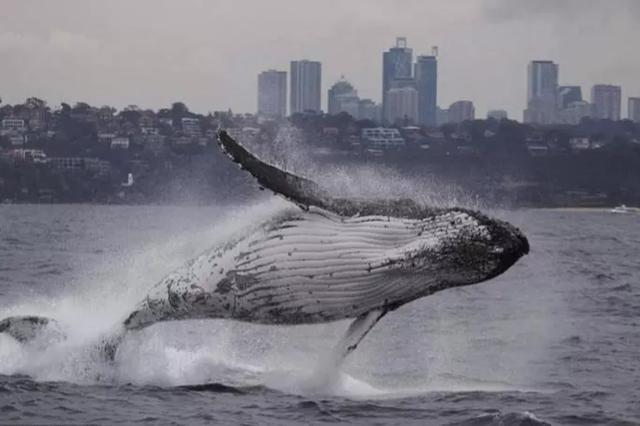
[
  {"x1": 171, "y1": 102, "x2": 189, "y2": 117},
  {"x1": 119, "y1": 109, "x2": 141, "y2": 126},
  {"x1": 25, "y1": 97, "x2": 47, "y2": 110}
]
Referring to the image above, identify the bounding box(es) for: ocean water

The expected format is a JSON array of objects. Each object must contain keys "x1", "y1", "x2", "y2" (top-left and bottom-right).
[{"x1": 0, "y1": 201, "x2": 638, "y2": 425}]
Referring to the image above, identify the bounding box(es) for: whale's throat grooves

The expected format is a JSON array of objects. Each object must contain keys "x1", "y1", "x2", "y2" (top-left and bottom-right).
[{"x1": 124, "y1": 207, "x2": 488, "y2": 329}]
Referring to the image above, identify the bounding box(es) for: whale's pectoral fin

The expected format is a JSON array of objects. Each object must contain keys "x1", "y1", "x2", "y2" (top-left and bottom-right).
[
  {"x1": 335, "y1": 309, "x2": 387, "y2": 360},
  {"x1": 0, "y1": 315, "x2": 65, "y2": 343},
  {"x1": 217, "y1": 130, "x2": 331, "y2": 210},
  {"x1": 217, "y1": 130, "x2": 435, "y2": 219},
  {"x1": 311, "y1": 309, "x2": 387, "y2": 388}
]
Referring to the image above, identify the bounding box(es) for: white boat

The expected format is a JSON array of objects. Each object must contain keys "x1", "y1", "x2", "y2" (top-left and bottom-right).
[{"x1": 609, "y1": 204, "x2": 640, "y2": 214}]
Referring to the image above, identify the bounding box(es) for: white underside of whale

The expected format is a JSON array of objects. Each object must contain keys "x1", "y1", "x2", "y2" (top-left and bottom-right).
[{"x1": 124, "y1": 206, "x2": 488, "y2": 329}]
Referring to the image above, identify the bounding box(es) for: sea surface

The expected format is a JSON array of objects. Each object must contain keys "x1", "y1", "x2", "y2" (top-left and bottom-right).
[{"x1": 0, "y1": 201, "x2": 638, "y2": 425}]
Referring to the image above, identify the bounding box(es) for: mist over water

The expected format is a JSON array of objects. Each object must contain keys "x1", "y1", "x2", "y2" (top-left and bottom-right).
[
  {"x1": 1, "y1": 196, "x2": 639, "y2": 424},
  {"x1": 239, "y1": 129, "x2": 482, "y2": 209}
]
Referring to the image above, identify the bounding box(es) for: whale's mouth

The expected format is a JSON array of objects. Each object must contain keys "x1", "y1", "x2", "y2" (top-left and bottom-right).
[
  {"x1": 520, "y1": 233, "x2": 530, "y2": 255},
  {"x1": 490, "y1": 222, "x2": 529, "y2": 279}
]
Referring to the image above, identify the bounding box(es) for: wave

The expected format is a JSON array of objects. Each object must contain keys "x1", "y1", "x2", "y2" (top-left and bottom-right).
[{"x1": 452, "y1": 411, "x2": 552, "y2": 426}]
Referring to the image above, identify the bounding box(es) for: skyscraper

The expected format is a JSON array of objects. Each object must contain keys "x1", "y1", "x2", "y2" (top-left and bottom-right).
[
  {"x1": 290, "y1": 60, "x2": 322, "y2": 114},
  {"x1": 629, "y1": 97, "x2": 640, "y2": 122},
  {"x1": 414, "y1": 55, "x2": 437, "y2": 127},
  {"x1": 557, "y1": 86, "x2": 583, "y2": 109},
  {"x1": 327, "y1": 78, "x2": 358, "y2": 116},
  {"x1": 385, "y1": 86, "x2": 418, "y2": 125},
  {"x1": 382, "y1": 37, "x2": 413, "y2": 123},
  {"x1": 524, "y1": 60, "x2": 559, "y2": 124},
  {"x1": 591, "y1": 85, "x2": 621, "y2": 120},
  {"x1": 257, "y1": 70, "x2": 287, "y2": 117},
  {"x1": 448, "y1": 101, "x2": 475, "y2": 124}
]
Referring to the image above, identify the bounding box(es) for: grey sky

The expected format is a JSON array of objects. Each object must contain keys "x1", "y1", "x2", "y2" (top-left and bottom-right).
[{"x1": 1, "y1": 0, "x2": 638, "y2": 118}]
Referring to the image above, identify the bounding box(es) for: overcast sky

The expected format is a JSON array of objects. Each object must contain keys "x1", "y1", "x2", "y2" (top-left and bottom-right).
[{"x1": 1, "y1": 0, "x2": 639, "y2": 118}]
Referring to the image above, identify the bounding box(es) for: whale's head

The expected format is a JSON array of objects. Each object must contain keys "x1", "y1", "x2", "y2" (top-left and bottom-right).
[{"x1": 391, "y1": 209, "x2": 529, "y2": 293}]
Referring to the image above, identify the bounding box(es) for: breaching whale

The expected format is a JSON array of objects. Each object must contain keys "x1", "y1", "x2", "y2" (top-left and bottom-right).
[{"x1": 1, "y1": 130, "x2": 529, "y2": 361}]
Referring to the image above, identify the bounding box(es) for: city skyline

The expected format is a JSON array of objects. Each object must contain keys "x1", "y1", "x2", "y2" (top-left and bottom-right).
[
  {"x1": 260, "y1": 48, "x2": 632, "y2": 125},
  {"x1": 1, "y1": 0, "x2": 640, "y2": 118}
]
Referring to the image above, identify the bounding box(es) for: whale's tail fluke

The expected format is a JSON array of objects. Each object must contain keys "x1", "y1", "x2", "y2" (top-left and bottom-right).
[
  {"x1": 1, "y1": 315, "x2": 125, "y2": 362},
  {"x1": 0, "y1": 315, "x2": 64, "y2": 343}
]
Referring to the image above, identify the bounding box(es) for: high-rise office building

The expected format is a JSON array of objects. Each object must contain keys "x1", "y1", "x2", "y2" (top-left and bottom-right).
[
  {"x1": 524, "y1": 60, "x2": 559, "y2": 124},
  {"x1": 448, "y1": 100, "x2": 475, "y2": 124},
  {"x1": 591, "y1": 85, "x2": 621, "y2": 120},
  {"x1": 382, "y1": 37, "x2": 413, "y2": 123},
  {"x1": 385, "y1": 86, "x2": 418, "y2": 125},
  {"x1": 558, "y1": 101, "x2": 593, "y2": 125},
  {"x1": 290, "y1": 60, "x2": 322, "y2": 114},
  {"x1": 327, "y1": 78, "x2": 358, "y2": 116},
  {"x1": 257, "y1": 70, "x2": 287, "y2": 117},
  {"x1": 557, "y1": 86, "x2": 583, "y2": 109},
  {"x1": 414, "y1": 55, "x2": 437, "y2": 127},
  {"x1": 629, "y1": 97, "x2": 640, "y2": 122}
]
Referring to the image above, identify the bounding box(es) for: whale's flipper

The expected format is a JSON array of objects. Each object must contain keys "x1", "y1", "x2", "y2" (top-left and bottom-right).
[
  {"x1": 310, "y1": 309, "x2": 387, "y2": 389},
  {"x1": 319, "y1": 309, "x2": 388, "y2": 372},
  {"x1": 217, "y1": 130, "x2": 438, "y2": 219},
  {"x1": 334, "y1": 309, "x2": 387, "y2": 361},
  {"x1": 0, "y1": 315, "x2": 65, "y2": 343},
  {"x1": 218, "y1": 130, "x2": 330, "y2": 209}
]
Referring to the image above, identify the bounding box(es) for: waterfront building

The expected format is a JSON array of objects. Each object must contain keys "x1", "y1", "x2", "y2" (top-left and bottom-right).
[
  {"x1": 257, "y1": 70, "x2": 287, "y2": 117},
  {"x1": 48, "y1": 157, "x2": 86, "y2": 171},
  {"x1": 290, "y1": 60, "x2": 322, "y2": 114},
  {"x1": 110, "y1": 137, "x2": 130, "y2": 150},
  {"x1": 8, "y1": 134, "x2": 25, "y2": 146},
  {"x1": 591, "y1": 85, "x2": 621, "y2": 120},
  {"x1": 1, "y1": 118, "x2": 26, "y2": 131},
  {"x1": 524, "y1": 60, "x2": 559, "y2": 124},
  {"x1": 414, "y1": 55, "x2": 438, "y2": 127},
  {"x1": 382, "y1": 37, "x2": 413, "y2": 123},
  {"x1": 385, "y1": 86, "x2": 418, "y2": 125},
  {"x1": 448, "y1": 100, "x2": 475, "y2": 124},
  {"x1": 6, "y1": 149, "x2": 47, "y2": 163},
  {"x1": 98, "y1": 133, "x2": 116, "y2": 144},
  {"x1": 629, "y1": 97, "x2": 640, "y2": 122},
  {"x1": 181, "y1": 117, "x2": 201, "y2": 136},
  {"x1": 361, "y1": 127, "x2": 405, "y2": 150}
]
